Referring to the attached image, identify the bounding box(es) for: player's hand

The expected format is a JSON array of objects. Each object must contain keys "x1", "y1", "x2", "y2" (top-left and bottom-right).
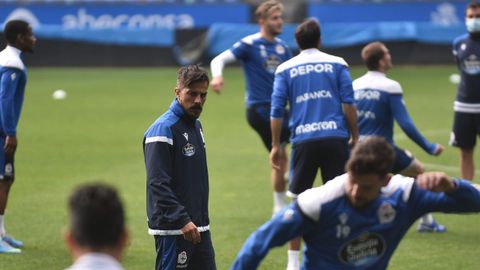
[
  {"x1": 416, "y1": 172, "x2": 456, "y2": 193},
  {"x1": 4, "y1": 135, "x2": 17, "y2": 155},
  {"x1": 210, "y1": 76, "x2": 224, "y2": 94},
  {"x1": 432, "y1": 144, "x2": 444, "y2": 156},
  {"x1": 181, "y1": 222, "x2": 201, "y2": 244},
  {"x1": 270, "y1": 145, "x2": 284, "y2": 171},
  {"x1": 349, "y1": 134, "x2": 359, "y2": 148}
]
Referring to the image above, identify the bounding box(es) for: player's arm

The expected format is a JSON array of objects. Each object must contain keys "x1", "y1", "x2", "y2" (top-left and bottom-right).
[
  {"x1": 143, "y1": 138, "x2": 199, "y2": 243},
  {"x1": 230, "y1": 203, "x2": 315, "y2": 270},
  {"x1": 411, "y1": 172, "x2": 480, "y2": 215},
  {"x1": 270, "y1": 71, "x2": 288, "y2": 170},
  {"x1": 338, "y1": 65, "x2": 359, "y2": 146},
  {"x1": 210, "y1": 49, "x2": 237, "y2": 94},
  {"x1": 390, "y1": 95, "x2": 443, "y2": 155},
  {"x1": 0, "y1": 68, "x2": 21, "y2": 154}
]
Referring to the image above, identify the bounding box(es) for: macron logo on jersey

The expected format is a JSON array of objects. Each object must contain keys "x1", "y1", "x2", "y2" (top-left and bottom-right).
[
  {"x1": 290, "y1": 63, "x2": 333, "y2": 78},
  {"x1": 355, "y1": 90, "x2": 381, "y2": 101},
  {"x1": 296, "y1": 90, "x2": 332, "y2": 104},
  {"x1": 295, "y1": 121, "x2": 337, "y2": 135}
]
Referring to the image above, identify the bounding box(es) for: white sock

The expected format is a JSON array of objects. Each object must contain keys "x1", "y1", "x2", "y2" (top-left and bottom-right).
[
  {"x1": 421, "y1": 213, "x2": 434, "y2": 225},
  {"x1": 273, "y1": 192, "x2": 287, "y2": 213},
  {"x1": 0, "y1": 215, "x2": 5, "y2": 236},
  {"x1": 287, "y1": 250, "x2": 300, "y2": 270}
]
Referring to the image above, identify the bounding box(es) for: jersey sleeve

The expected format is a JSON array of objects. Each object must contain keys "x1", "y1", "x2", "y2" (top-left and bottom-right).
[
  {"x1": 143, "y1": 131, "x2": 191, "y2": 229},
  {"x1": 389, "y1": 94, "x2": 436, "y2": 154},
  {"x1": 409, "y1": 179, "x2": 480, "y2": 217},
  {"x1": 270, "y1": 70, "x2": 289, "y2": 119},
  {"x1": 338, "y1": 65, "x2": 355, "y2": 104},
  {"x1": 230, "y1": 41, "x2": 250, "y2": 60},
  {"x1": 0, "y1": 68, "x2": 21, "y2": 135},
  {"x1": 230, "y1": 203, "x2": 316, "y2": 270}
]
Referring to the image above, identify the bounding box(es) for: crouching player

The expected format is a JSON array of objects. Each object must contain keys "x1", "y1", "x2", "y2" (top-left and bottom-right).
[{"x1": 231, "y1": 137, "x2": 480, "y2": 269}]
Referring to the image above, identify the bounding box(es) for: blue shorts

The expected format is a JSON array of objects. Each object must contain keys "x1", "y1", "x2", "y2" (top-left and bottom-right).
[
  {"x1": 0, "y1": 136, "x2": 14, "y2": 182},
  {"x1": 246, "y1": 103, "x2": 290, "y2": 151},
  {"x1": 450, "y1": 112, "x2": 480, "y2": 149},
  {"x1": 288, "y1": 138, "x2": 349, "y2": 197},
  {"x1": 391, "y1": 146, "x2": 414, "y2": 174},
  {"x1": 154, "y1": 231, "x2": 216, "y2": 270}
]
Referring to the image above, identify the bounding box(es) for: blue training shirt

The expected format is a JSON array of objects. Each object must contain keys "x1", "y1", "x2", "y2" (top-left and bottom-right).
[
  {"x1": 453, "y1": 33, "x2": 480, "y2": 113},
  {"x1": 230, "y1": 33, "x2": 291, "y2": 107},
  {"x1": 353, "y1": 71, "x2": 437, "y2": 154},
  {"x1": 0, "y1": 46, "x2": 27, "y2": 136},
  {"x1": 231, "y1": 174, "x2": 480, "y2": 270},
  {"x1": 271, "y1": 48, "x2": 354, "y2": 145}
]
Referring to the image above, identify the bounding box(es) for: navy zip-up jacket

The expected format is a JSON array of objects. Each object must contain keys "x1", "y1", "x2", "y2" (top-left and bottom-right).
[{"x1": 143, "y1": 99, "x2": 210, "y2": 235}]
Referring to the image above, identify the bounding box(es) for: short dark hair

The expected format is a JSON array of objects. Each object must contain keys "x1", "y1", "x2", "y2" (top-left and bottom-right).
[
  {"x1": 255, "y1": 0, "x2": 283, "y2": 21},
  {"x1": 468, "y1": 1, "x2": 480, "y2": 10},
  {"x1": 361, "y1": 42, "x2": 386, "y2": 71},
  {"x1": 295, "y1": 19, "x2": 321, "y2": 50},
  {"x1": 346, "y1": 137, "x2": 395, "y2": 178},
  {"x1": 176, "y1": 64, "x2": 209, "y2": 90},
  {"x1": 3, "y1": 20, "x2": 30, "y2": 45},
  {"x1": 68, "y1": 183, "x2": 125, "y2": 250}
]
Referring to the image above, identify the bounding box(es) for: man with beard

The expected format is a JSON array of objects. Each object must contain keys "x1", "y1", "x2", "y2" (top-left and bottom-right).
[
  {"x1": 232, "y1": 137, "x2": 480, "y2": 270},
  {"x1": 210, "y1": 0, "x2": 292, "y2": 219},
  {"x1": 143, "y1": 65, "x2": 215, "y2": 270},
  {"x1": 451, "y1": 2, "x2": 480, "y2": 181},
  {"x1": 0, "y1": 19, "x2": 36, "y2": 254}
]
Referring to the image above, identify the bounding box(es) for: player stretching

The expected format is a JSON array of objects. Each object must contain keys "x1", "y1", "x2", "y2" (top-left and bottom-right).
[
  {"x1": 353, "y1": 41, "x2": 445, "y2": 232},
  {"x1": 210, "y1": 0, "x2": 292, "y2": 216}
]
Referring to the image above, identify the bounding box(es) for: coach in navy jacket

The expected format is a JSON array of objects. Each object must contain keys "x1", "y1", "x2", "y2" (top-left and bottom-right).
[{"x1": 143, "y1": 65, "x2": 216, "y2": 270}]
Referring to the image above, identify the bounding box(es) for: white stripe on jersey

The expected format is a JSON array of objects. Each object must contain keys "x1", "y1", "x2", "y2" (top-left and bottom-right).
[
  {"x1": 145, "y1": 136, "x2": 173, "y2": 145},
  {"x1": 381, "y1": 174, "x2": 414, "y2": 203},
  {"x1": 353, "y1": 71, "x2": 403, "y2": 95},
  {"x1": 453, "y1": 101, "x2": 480, "y2": 113},
  {"x1": 275, "y1": 48, "x2": 348, "y2": 74},
  {"x1": 148, "y1": 225, "x2": 210, "y2": 236},
  {"x1": 297, "y1": 174, "x2": 348, "y2": 222}
]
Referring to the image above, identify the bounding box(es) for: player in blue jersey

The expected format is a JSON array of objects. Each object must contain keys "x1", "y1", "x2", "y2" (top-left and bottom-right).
[
  {"x1": 353, "y1": 41, "x2": 445, "y2": 232},
  {"x1": 143, "y1": 65, "x2": 216, "y2": 270},
  {"x1": 231, "y1": 137, "x2": 480, "y2": 270},
  {"x1": 451, "y1": 2, "x2": 480, "y2": 181},
  {"x1": 0, "y1": 20, "x2": 36, "y2": 254},
  {"x1": 210, "y1": 0, "x2": 292, "y2": 216},
  {"x1": 270, "y1": 19, "x2": 358, "y2": 270}
]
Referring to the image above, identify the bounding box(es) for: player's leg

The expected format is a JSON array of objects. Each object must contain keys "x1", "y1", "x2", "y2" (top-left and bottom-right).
[
  {"x1": 0, "y1": 140, "x2": 21, "y2": 253},
  {"x1": 319, "y1": 139, "x2": 349, "y2": 183},
  {"x1": 189, "y1": 231, "x2": 216, "y2": 270},
  {"x1": 154, "y1": 235, "x2": 198, "y2": 270},
  {"x1": 460, "y1": 148, "x2": 475, "y2": 180},
  {"x1": 450, "y1": 111, "x2": 476, "y2": 180},
  {"x1": 286, "y1": 142, "x2": 319, "y2": 270},
  {"x1": 246, "y1": 105, "x2": 288, "y2": 214}
]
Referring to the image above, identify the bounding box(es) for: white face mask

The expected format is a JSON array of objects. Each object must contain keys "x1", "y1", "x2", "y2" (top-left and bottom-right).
[{"x1": 466, "y1": 18, "x2": 480, "y2": 33}]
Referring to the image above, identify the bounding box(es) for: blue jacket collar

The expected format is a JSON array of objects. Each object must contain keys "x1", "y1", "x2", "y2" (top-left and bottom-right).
[{"x1": 170, "y1": 98, "x2": 185, "y2": 117}]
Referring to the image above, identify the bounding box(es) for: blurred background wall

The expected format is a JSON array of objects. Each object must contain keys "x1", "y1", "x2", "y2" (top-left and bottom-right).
[{"x1": 0, "y1": 0, "x2": 469, "y2": 66}]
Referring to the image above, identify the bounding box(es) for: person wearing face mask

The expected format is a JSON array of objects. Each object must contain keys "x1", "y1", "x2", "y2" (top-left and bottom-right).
[{"x1": 450, "y1": 2, "x2": 480, "y2": 181}]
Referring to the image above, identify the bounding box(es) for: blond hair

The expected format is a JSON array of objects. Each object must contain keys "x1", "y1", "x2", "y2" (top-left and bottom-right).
[{"x1": 255, "y1": 0, "x2": 283, "y2": 21}]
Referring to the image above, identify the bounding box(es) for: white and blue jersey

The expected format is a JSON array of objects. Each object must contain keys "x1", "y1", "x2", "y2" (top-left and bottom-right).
[
  {"x1": 271, "y1": 48, "x2": 354, "y2": 145},
  {"x1": 231, "y1": 174, "x2": 480, "y2": 270},
  {"x1": 353, "y1": 71, "x2": 436, "y2": 154},
  {"x1": 230, "y1": 33, "x2": 292, "y2": 107},
  {"x1": 0, "y1": 45, "x2": 27, "y2": 137},
  {"x1": 453, "y1": 34, "x2": 480, "y2": 113}
]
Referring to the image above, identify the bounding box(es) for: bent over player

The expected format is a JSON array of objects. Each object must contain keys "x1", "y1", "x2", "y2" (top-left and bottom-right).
[{"x1": 231, "y1": 137, "x2": 480, "y2": 270}]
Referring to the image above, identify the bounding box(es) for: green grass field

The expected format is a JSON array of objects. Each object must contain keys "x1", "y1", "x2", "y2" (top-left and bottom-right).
[{"x1": 0, "y1": 66, "x2": 479, "y2": 269}]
